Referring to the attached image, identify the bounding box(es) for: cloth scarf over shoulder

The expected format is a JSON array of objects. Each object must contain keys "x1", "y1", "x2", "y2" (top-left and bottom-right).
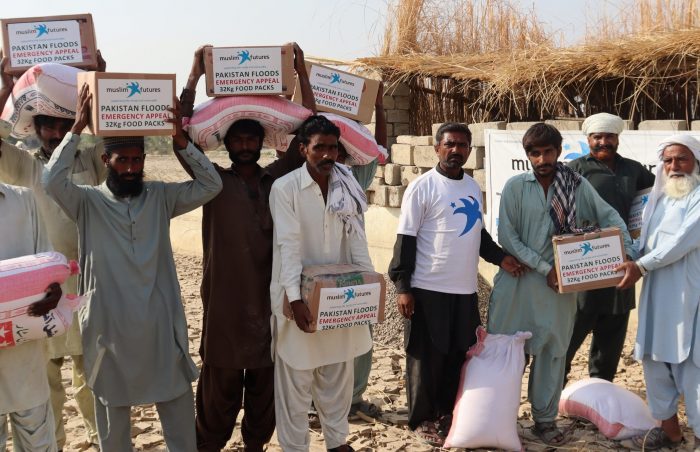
[
  {"x1": 550, "y1": 162, "x2": 598, "y2": 234},
  {"x1": 327, "y1": 163, "x2": 367, "y2": 239}
]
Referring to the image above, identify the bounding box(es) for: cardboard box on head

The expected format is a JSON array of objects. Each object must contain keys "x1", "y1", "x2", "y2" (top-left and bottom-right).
[
  {"x1": 552, "y1": 227, "x2": 626, "y2": 293},
  {"x1": 204, "y1": 45, "x2": 294, "y2": 97},
  {"x1": 1, "y1": 14, "x2": 98, "y2": 75},
  {"x1": 292, "y1": 62, "x2": 380, "y2": 124},
  {"x1": 76, "y1": 72, "x2": 176, "y2": 137},
  {"x1": 283, "y1": 264, "x2": 386, "y2": 333}
]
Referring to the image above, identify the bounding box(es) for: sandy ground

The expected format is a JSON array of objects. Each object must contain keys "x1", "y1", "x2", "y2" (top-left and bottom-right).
[{"x1": 30, "y1": 153, "x2": 695, "y2": 451}]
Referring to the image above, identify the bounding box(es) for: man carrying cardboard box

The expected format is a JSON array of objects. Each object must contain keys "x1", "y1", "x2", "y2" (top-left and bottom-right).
[
  {"x1": 269, "y1": 115, "x2": 373, "y2": 452},
  {"x1": 176, "y1": 43, "x2": 314, "y2": 451},
  {"x1": 564, "y1": 113, "x2": 655, "y2": 385},
  {"x1": 487, "y1": 123, "x2": 630, "y2": 446},
  {"x1": 43, "y1": 85, "x2": 222, "y2": 451},
  {"x1": 0, "y1": 54, "x2": 107, "y2": 450},
  {"x1": 616, "y1": 135, "x2": 700, "y2": 451},
  {"x1": 387, "y1": 122, "x2": 525, "y2": 446}
]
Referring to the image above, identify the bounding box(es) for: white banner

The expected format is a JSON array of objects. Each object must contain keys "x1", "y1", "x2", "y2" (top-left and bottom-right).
[
  {"x1": 308, "y1": 64, "x2": 364, "y2": 116},
  {"x1": 484, "y1": 129, "x2": 700, "y2": 242}
]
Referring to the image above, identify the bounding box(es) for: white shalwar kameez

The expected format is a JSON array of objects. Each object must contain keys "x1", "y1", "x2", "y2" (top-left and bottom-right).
[{"x1": 269, "y1": 164, "x2": 372, "y2": 451}]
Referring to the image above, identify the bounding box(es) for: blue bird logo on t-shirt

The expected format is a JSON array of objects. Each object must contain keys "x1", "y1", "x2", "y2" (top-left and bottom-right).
[{"x1": 450, "y1": 196, "x2": 482, "y2": 236}]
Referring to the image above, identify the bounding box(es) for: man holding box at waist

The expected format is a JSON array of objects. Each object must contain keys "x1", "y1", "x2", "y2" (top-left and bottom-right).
[
  {"x1": 177, "y1": 43, "x2": 313, "y2": 451},
  {"x1": 269, "y1": 115, "x2": 372, "y2": 452},
  {"x1": 564, "y1": 113, "x2": 654, "y2": 384},
  {"x1": 487, "y1": 123, "x2": 631, "y2": 446},
  {"x1": 387, "y1": 122, "x2": 525, "y2": 447},
  {"x1": 43, "y1": 85, "x2": 222, "y2": 451},
  {"x1": 0, "y1": 54, "x2": 108, "y2": 450}
]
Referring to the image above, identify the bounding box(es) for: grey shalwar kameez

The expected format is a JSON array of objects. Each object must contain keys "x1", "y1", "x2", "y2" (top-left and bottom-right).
[{"x1": 43, "y1": 133, "x2": 222, "y2": 451}]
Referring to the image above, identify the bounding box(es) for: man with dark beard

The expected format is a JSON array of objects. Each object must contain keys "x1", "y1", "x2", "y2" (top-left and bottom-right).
[
  {"x1": 43, "y1": 84, "x2": 222, "y2": 451},
  {"x1": 564, "y1": 113, "x2": 655, "y2": 385},
  {"x1": 175, "y1": 43, "x2": 313, "y2": 452}
]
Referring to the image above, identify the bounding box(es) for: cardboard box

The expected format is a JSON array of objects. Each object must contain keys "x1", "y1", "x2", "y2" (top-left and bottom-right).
[
  {"x1": 1, "y1": 14, "x2": 98, "y2": 74},
  {"x1": 628, "y1": 187, "x2": 652, "y2": 239},
  {"x1": 293, "y1": 62, "x2": 380, "y2": 124},
  {"x1": 76, "y1": 72, "x2": 175, "y2": 137},
  {"x1": 284, "y1": 264, "x2": 386, "y2": 332},
  {"x1": 552, "y1": 227, "x2": 626, "y2": 293},
  {"x1": 204, "y1": 45, "x2": 294, "y2": 97}
]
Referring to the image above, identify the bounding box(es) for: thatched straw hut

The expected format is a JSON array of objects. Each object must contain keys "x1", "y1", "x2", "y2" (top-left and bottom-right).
[{"x1": 355, "y1": 27, "x2": 700, "y2": 135}]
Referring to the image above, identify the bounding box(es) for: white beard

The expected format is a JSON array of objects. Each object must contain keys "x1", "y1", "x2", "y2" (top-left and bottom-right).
[{"x1": 662, "y1": 171, "x2": 700, "y2": 199}]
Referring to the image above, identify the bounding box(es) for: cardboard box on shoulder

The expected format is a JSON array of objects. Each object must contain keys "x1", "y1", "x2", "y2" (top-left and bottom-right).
[
  {"x1": 204, "y1": 45, "x2": 294, "y2": 97},
  {"x1": 76, "y1": 72, "x2": 175, "y2": 137},
  {"x1": 1, "y1": 14, "x2": 98, "y2": 74},
  {"x1": 284, "y1": 264, "x2": 386, "y2": 333},
  {"x1": 552, "y1": 227, "x2": 626, "y2": 294},
  {"x1": 292, "y1": 62, "x2": 380, "y2": 124},
  {"x1": 628, "y1": 187, "x2": 652, "y2": 239}
]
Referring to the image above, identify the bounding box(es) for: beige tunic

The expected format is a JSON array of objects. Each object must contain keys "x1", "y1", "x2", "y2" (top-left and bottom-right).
[
  {"x1": 0, "y1": 140, "x2": 106, "y2": 358},
  {"x1": 269, "y1": 164, "x2": 373, "y2": 371},
  {"x1": 0, "y1": 183, "x2": 52, "y2": 413}
]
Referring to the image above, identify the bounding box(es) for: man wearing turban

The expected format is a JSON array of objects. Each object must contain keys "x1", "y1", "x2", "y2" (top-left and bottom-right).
[
  {"x1": 616, "y1": 134, "x2": 700, "y2": 450},
  {"x1": 564, "y1": 113, "x2": 654, "y2": 384}
]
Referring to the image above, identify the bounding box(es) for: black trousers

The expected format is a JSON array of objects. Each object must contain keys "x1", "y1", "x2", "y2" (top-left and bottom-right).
[
  {"x1": 195, "y1": 363, "x2": 275, "y2": 452},
  {"x1": 564, "y1": 304, "x2": 630, "y2": 384},
  {"x1": 405, "y1": 289, "x2": 480, "y2": 430}
]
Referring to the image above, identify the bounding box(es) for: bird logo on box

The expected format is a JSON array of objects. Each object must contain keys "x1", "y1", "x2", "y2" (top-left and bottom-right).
[
  {"x1": 34, "y1": 24, "x2": 49, "y2": 37},
  {"x1": 331, "y1": 73, "x2": 342, "y2": 84},
  {"x1": 126, "y1": 82, "x2": 141, "y2": 98},
  {"x1": 451, "y1": 196, "x2": 482, "y2": 236},
  {"x1": 237, "y1": 50, "x2": 251, "y2": 65},
  {"x1": 580, "y1": 242, "x2": 594, "y2": 256},
  {"x1": 343, "y1": 288, "x2": 356, "y2": 304}
]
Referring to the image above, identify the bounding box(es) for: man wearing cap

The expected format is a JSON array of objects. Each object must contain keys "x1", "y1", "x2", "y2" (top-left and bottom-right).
[
  {"x1": 44, "y1": 85, "x2": 222, "y2": 451},
  {"x1": 564, "y1": 113, "x2": 655, "y2": 384},
  {"x1": 176, "y1": 44, "x2": 313, "y2": 451},
  {"x1": 0, "y1": 56, "x2": 107, "y2": 449},
  {"x1": 616, "y1": 135, "x2": 700, "y2": 451}
]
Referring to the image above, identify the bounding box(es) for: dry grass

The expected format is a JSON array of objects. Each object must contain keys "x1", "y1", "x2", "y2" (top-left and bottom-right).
[
  {"x1": 355, "y1": 0, "x2": 700, "y2": 133},
  {"x1": 586, "y1": 0, "x2": 700, "y2": 42},
  {"x1": 382, "y1": 0, "x2": 554, "y2": 56}
]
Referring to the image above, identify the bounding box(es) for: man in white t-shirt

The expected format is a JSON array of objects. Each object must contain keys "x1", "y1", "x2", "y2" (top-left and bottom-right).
[{"x1": 388, "y1": 122, "x2": 525, "y2": 447}]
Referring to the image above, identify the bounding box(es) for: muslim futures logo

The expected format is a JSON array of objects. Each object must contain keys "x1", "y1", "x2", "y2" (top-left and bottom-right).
[
  {"x1": 451, "y1": 196, "x2": 482, "y2": 236},
  {"x1": 126, "y1": 82, "x2": 141, "y2": 98},
  {"x1": 580, "y1": 242, "x2": 594, "y2": 256},
  {"x1": 237, "y1": 50, "x2": 251, "y2": 65},
  {"x1": 34, "y1": 24, "x2": 49, "y2": 37},
  {"x1": 330, "y1": 73, "x2": 342, "y2": 84},
  {"x1": 343, "y1": 288, "x2": 356, "y2": 304}
]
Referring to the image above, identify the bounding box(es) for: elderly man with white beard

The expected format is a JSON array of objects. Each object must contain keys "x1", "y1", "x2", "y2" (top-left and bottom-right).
[{"x1": 616, "y1": 134, "x2": 700, "y2": 451}]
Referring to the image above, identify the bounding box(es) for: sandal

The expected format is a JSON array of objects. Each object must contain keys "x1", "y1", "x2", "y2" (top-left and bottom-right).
[
  {"x1": 414, "y1": 420, "x2": 445, "y2": 447},
  {"x1": 349, "y1": 400, "x2": 381, "y2": 419},
  {"x1": 327, "y1": 445, "x2": 355, "y2": 452},
  {"x1": 619, "y1": 427, "x2": 683, "y2": 450},
  {"x1": 531, "y1": 421, "x2": 567, "y2": 446}
]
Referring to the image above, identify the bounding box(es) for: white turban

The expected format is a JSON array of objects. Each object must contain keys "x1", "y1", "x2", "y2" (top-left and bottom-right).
[
  {"x1": 639, "y1": 134, "x2": 700, "y2": 246},
  {"x1": 581, "y1": 113, "x2": 625, "y2": 136}
]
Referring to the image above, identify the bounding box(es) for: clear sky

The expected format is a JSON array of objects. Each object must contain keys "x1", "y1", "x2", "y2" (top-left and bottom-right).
[{"x1": 2, "y1": 0, "x2": 621, "y2": 101}]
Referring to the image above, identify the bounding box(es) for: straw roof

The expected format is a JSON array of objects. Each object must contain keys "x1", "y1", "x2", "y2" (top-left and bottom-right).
[{"x1": 355, "y1": 27, "x2": 700, "y2": 128}]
